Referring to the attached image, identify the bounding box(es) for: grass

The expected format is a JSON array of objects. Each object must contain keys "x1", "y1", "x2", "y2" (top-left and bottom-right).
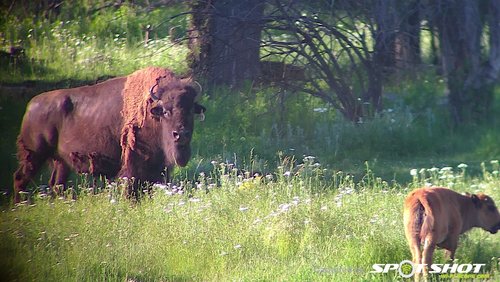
[
  {"x1": 1, "y1": 160, "x2": 499, "y2": 281},
  {"x1": 2, "y1": 35, "x2": 189, "y2": 84},
  {"x1": 1, "y1": 2, "x2": 189, "y2": 83},
  {"x1": 2, "y1": 2, "x2": 500, "y2": 280}
]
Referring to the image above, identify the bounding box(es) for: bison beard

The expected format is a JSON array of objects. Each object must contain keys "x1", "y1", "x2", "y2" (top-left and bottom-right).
[
  {"x1": 170, "y1": 145, "x2": 191, "y2": 167},
  {"x1": 13, "y1": 67, "x2": 205, "y2": 203}
]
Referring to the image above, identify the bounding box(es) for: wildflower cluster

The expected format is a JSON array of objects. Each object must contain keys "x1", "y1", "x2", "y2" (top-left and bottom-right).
[{"x1": 410, "y1": 161, "x2": 500, "y2": 189}]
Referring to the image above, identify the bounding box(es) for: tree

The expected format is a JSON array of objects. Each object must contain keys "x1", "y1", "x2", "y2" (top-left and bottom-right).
[
  {"x1": 436, "y1": 0, "x2": 500, "y2": 124},
  {"x1": 261, "y1": 0, "x2": 398, "y2": 122},
  {"x1": 372, "y1": 0, "x2": 398, "y2": 72},
  {"x1": 394, "y1": 0, "x2": 421, "y2": 69},
  {"x1": 188, "y1": 0, "x2": 265, "y2": 87}
]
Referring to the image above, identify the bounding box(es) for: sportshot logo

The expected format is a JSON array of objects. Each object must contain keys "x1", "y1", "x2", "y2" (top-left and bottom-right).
[{"x1": 371, "y1": 260, "x2": 488, "y2": 279}]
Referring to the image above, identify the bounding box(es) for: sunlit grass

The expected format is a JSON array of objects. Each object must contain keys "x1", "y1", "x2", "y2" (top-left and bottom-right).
[
  {"x1": 1, "y1": 160, "x2": 499, "y2": 281},
  {"x1": 4, "y1": 33, "x2": 189, "y2": 83}
]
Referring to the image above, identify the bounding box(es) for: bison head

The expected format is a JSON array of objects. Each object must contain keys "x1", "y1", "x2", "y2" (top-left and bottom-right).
[
  {"x1": 470, "y1": 193, "x2": 500, "y2": 234},
  {"x1": 149, "y1": 77, "x2": 205, "y2": 167}
]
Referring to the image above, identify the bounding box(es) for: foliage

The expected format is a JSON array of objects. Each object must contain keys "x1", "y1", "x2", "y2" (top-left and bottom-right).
[
  {"x1": 262, "y1": 0, "x2": 383, "y2": 122},
  {"x1": 187, "y1": 81, "x2": 493, "y2": 176}
]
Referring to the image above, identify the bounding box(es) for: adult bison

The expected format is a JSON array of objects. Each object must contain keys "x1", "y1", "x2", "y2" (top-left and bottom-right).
[{"x1": 13, "y1": 67, "x2": 205, "y2": 203}]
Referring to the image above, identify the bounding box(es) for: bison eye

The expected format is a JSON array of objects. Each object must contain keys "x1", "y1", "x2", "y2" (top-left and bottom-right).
[
  {"x1": 164, "y1": 109, "x2": 172, "y2": 117},
  {"x1": 150, "y1": 105, "x2": 165, "y2": 116}
]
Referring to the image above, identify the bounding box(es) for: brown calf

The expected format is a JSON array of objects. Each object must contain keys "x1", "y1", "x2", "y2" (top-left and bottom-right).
[{"x1": 403, "y1": 187, "x2": 500, "y2": 276}]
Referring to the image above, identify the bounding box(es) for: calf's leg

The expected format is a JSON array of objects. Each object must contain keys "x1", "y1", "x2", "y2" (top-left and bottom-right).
[
  {"x1": 422, "y1": 237, "x2": 437, "y2": 278},
  {"x1": 438, "y1": 237, "x2": 458, "y2": 261}
]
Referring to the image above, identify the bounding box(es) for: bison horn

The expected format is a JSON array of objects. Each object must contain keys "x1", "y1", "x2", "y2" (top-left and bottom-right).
[
  {"x1": 149, "y1": 81, "x2": 160, "y2": 100},
  {"x1": 193, "y1": 81, "x2": 203, "y2": 94}
]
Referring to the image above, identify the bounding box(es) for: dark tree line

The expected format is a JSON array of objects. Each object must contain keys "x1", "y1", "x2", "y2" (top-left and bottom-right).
[
  {"x1": 4, "y1": 0, "x2": 498, "y2": 124},
  {"x1": 187, "y1": 0, "x2": 500, "y2": 125}
]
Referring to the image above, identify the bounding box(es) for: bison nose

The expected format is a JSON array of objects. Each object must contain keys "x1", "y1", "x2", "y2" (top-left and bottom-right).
[
  {"x1": 172, "y1": 131, "x2": 180, "y2": 141},
  {"x1": 172, "y1": 130, "x2": 191, "y2": 143}
]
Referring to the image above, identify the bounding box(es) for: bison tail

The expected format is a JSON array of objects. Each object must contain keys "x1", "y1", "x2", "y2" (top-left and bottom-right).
[
  {"x1": 418, "y1": 199, "x2": 434, "y2": 240},
  {"x1": 414, "y1": 201, "x2": 425, "y2": 241},
  {"x1": 404, "y1": 199, "x2": 427, "y2": 264}
]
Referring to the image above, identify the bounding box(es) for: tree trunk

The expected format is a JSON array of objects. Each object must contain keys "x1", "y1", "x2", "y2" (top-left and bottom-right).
[
  {"x1": 485, "y1": 0, "x2": 500, "y2": 84},
  {"x1": 187, "y1": 0, "x2": 214, "y2": 79},
  {"x1": 437, "y1": 0, "x2": 496, "y2": 124},
  {"x1": 369, "y1": 0, "x2": 397, "y2": 115},
  {"x1": 395, "y1": 0, "x2": 421, "y2": 69},
  {"x1": 373, "y1": 0, "x2": 398, "y2": 73},
  {"x1": 188, "y1": 0, "x2": 264, "y2": 87}
]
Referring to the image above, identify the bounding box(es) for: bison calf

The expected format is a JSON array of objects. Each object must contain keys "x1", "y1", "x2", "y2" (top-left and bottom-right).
[{"x1": 403, "y1": 187, "x2": 500, "y2": 278}]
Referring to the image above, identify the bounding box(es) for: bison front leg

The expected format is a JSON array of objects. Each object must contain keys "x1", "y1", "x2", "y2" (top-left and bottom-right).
[
  {"x1": 13, "y1": 168, "x2": 31, "y2": 204},
  {"x1": 118, "y1": 146, "x2": 165, "y2": 200},
  {"x1": 13, "y1": 150, "x2": 47, "y2": 203},
  {"x1": 438, "y1": 237, "x2": 458, "y2": 261},
  {"x1": 117, "y1": 162, "x2": 142, "y2": 201}
]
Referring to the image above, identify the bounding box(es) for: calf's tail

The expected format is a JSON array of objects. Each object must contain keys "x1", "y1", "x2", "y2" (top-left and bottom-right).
[{"x1": 404, "y1": 199, "x2": 427, "y2": 264}]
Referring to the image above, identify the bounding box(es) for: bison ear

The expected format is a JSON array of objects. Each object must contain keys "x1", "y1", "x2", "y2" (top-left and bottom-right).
[
  {"x1": 471, "y1": 194, "x2": 482, "y2": 208},
  {"x1": 194, "y1": 103, "x2": 206, "y2": 121},
  {"x1": 194, "y1": 103, "x2": 206, "y2": 114},
  {"x1": 150, "y1": 105, "x2": 165, "y2": 117}
]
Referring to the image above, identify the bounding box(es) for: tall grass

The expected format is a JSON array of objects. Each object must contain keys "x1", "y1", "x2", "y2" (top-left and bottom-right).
[{"x1": 1, "y1": 160, "x2": 499, "y2": 281}]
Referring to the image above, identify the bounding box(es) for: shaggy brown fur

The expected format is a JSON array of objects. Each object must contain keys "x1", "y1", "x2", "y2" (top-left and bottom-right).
[
  {"x1": 119, "y1": 67, "x2": 176, "y2": 170},
  {"x1": 403, "y1": 187, "x2": 500, "y2": 279},
  {"x1": 13, "y1": 67, "x2": 205, "y2": 203}
]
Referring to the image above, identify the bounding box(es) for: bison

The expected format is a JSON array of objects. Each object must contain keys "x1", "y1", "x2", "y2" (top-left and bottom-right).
[
  {"x1": 13, "y1": 67, "x2": 205, "y2": 203},
  {"x1": 403, "y1": 187, "x2": 500, "y2": 278}
]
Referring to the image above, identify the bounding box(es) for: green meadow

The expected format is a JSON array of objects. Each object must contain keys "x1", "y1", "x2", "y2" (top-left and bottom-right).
[
  {"x1": 1, "y1": 2, "x2": 500, "y2": 281},
  {"x1": 1, "y1": 161, "x2": 499, "y2": 281}
]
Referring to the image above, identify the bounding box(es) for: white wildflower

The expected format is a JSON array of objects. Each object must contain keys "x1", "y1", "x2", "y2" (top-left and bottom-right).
[
  {"x1": 313, "y1": 108, "x2": 327, "y2": 113},
  {"x1": 279, "y1": 203, "x2": 291, "y2": 211}
]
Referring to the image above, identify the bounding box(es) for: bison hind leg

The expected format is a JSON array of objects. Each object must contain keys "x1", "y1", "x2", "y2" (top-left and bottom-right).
[{"x1": 48, "y1": 159, "x2": 71, "y2": 198}]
